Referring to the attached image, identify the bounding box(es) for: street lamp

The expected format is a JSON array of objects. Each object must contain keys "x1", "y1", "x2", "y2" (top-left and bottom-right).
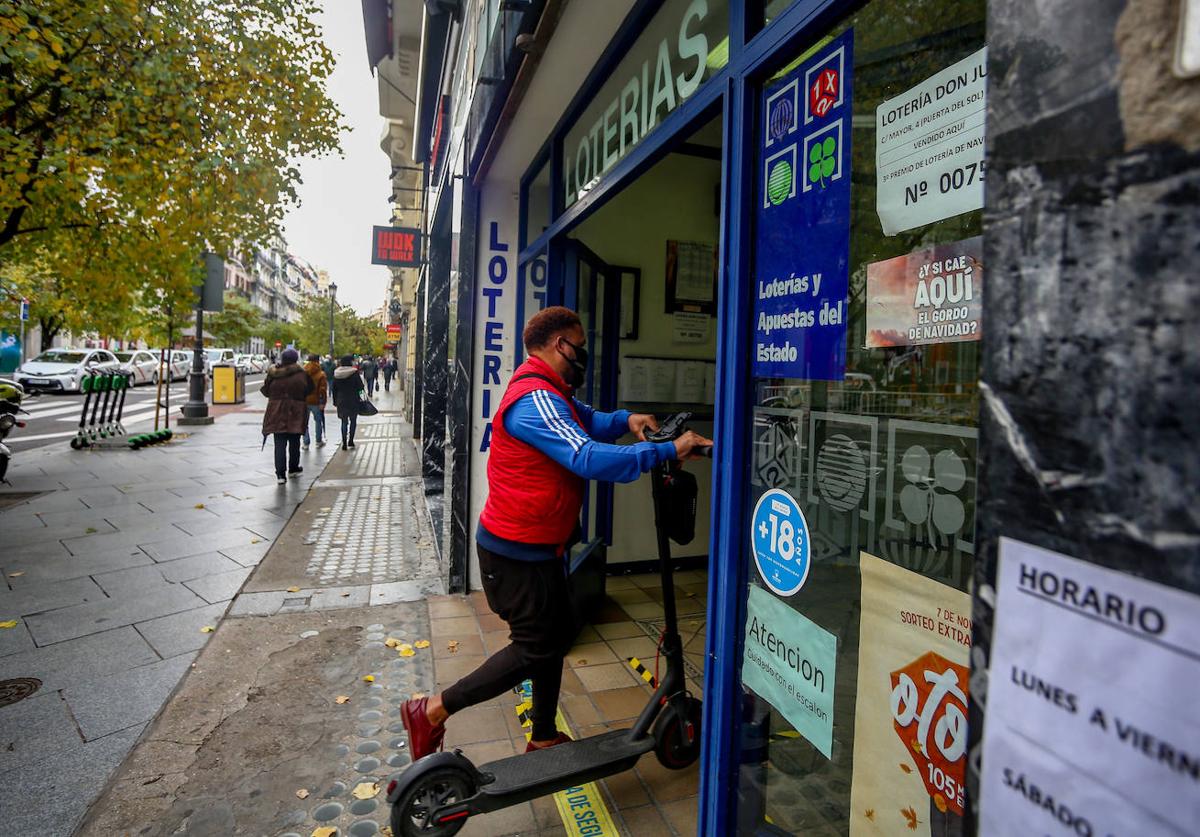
[{"x1": 328, "y1": 282, "x2": 337, "y2": 359}]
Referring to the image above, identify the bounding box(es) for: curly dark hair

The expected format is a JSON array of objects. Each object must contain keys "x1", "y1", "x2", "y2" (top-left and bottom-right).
[{"x1": 523, "y1": 306, "x2": 581, "y2": 352}]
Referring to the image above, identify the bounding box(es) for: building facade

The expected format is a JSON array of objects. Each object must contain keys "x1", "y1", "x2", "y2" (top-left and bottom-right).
[{"x1": 365, "y1": 0, "x2": 1200, "y2": 833}]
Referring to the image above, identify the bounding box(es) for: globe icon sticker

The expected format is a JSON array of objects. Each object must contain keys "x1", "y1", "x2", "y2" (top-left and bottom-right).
[
  {"x1": 767, "y1": 159, "x2": 793, "y2": 206},
  {"x1": 751, "y1": 488, "x2": 812, "y2": 596}
]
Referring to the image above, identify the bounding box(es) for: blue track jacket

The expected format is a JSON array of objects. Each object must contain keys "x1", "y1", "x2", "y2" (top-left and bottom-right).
[{"x1": 476, "y1": 390, "x2": 676, "y2": 561}]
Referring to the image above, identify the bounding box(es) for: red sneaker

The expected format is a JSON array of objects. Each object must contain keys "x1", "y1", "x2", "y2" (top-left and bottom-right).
[
  {"x1": 401, "y1": 697, "x2": 445, "y2": 760},
  {"x1": 525, "y1": 731, "x2": 572, "y2": 753}
]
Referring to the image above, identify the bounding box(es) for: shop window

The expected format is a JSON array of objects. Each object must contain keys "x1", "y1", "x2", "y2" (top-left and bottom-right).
[
  {"x1": 737, "y1": 0, "x2": 985, "y2": 833},
  {"x1": 561, "y1": 0, "x2": 730, "y2": 211},
  {"x1": 523, "y1": 156, "x2": 552, "y2": 245},
  {"x1": 762, "y1": 0, "x2": 793, "y2": 27}
]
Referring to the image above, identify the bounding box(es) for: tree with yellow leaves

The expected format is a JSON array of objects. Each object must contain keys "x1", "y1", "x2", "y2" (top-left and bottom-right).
[{"x1": 0, "y1": 0, "x2": 343, "y2": 336}]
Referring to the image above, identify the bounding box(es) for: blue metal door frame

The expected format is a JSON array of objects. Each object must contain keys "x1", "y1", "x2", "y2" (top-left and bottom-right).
[{"x1": 505, "y1": 1, "x2": 863, "y2": 832}]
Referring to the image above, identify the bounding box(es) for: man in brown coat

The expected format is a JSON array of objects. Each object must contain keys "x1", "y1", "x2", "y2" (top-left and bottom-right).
[
  {"x1": 302, "y1": 353, "x2": 328, "y2": 450},
  {"x1": 261, "y1": 348, "x2": 314, "y2": 484}
]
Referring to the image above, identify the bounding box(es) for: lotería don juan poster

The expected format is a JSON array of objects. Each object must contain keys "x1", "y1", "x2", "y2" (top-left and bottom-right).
[
  {"x1": 753, "y1": 29, "x2": 854, "y2": 380},
  {"x1": 849, "y1": 552, "x2": 972, "y2": 837}
]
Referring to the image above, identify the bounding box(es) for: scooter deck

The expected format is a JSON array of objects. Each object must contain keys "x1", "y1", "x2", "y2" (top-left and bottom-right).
[{"x1": 478, "y1": 729, "x2": 653, "y2": 798}]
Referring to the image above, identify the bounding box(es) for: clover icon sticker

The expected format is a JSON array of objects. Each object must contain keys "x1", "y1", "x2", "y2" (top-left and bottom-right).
[
  {"x1": 808, "y1": 135, "x2": 837, "y2": 189},
  {"x1": 898, "y1": 445, "x2": 967, "y2": 542}
]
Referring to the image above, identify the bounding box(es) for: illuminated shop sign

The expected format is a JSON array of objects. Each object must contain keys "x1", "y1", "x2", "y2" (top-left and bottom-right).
[
  {"x1": 371, "y1": 226, "x2": 422, "y2": 268},
  {"x1": 562, "y1": 0, "x2": 729, "y2": 209}
]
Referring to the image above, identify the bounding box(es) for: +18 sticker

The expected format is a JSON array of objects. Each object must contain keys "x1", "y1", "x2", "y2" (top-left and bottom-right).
[{"x1": 751, "y1": 488, "x2": 811, "y2": 596}]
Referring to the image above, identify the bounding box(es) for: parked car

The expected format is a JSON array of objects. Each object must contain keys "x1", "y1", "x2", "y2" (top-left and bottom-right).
[
  {"x1": 251, "y1": 354, "x2": 269, "y2": 373},
  {"x1": 234, "y1": 354, "x2": 255, "y2": 374},
  {"x1": 204, "y1": 348, "x2": 236, "y2": 377},
  {"x1": 16, "y1": 348, "x2": 121, "y2": 393},
  {"x1": 168, "y1": 350, "x2": 193, "y2": 381},
  {"x1": 115, "y1": 350, "x2": 162, "y2": 386}
]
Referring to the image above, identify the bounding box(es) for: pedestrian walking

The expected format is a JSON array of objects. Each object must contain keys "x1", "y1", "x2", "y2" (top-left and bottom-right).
[
  {"x1": 321, "y1": 354, "x2": 335, "y2": 398},
  {"x1": 261, "y1": 348, "x2": 314, "y2": 485},
  {"x1": 302, "y1": 353, "x2": 327, "y2": 449},
  {"x1": 382, "y1": 357, "x2": 395, "y2": 391},
  {"x1": 331, "y1": 354, "x2": 365, "y2": 450},
  {"x1": 362, "y1": 355, "x2": 378, "y2": 397}
]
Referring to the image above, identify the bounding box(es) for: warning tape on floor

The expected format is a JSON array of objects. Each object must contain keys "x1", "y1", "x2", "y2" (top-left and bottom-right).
[
  {"x1": 514, "y1": 679, "x2": 621, "y2": 836},
  {"x1": 625, "y1": 656, "x2": 658, "y2": 689}
]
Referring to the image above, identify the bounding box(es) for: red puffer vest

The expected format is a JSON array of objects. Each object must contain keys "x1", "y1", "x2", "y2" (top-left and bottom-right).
[{"x1": 479, "y1": 356, "x2": 585, "y2": 551}]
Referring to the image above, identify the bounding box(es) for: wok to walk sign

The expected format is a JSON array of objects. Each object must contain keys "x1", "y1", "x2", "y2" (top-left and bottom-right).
[
  {"x1": 849, "y1": 552, "x2": 972, "y2": 837},
  {"x1": 371, "y1": 226, "x2": 422, "y2": 268}
]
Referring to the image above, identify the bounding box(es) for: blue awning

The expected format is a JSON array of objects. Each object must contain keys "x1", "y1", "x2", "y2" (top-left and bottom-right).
[{"x1": 361, "y1": 0, "x2": 391, "y2": 71}]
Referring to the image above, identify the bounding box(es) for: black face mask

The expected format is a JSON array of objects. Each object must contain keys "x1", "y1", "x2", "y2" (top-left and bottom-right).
[{"x1": 557, "y1": 338, "x2": 588, "y2": 388}]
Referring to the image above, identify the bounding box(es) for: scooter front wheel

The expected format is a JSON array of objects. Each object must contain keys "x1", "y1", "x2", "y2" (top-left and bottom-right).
[
  {"x1": 390, "y1": 767, "x2": 475, "y2": 837},
  {"x1": 653, "y1": 695, "x2": 703, "y2": 769}
]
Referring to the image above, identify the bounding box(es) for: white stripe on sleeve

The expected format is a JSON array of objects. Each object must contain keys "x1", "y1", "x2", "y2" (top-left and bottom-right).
[
  {"x1": 530, "y1": 389, "x2": 582, "y2": 452},
  {"x1": 534, "y1": 390, "x2": 590, "y2": 450}
]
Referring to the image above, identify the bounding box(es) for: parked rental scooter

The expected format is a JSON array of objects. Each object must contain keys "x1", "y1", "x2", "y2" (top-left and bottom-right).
[
  {"x1": 0, "y1": 379, "x2": 29, "y2": 483},
  {"x1": 386, "y1": 412, "x2": 711, "y2": 836}
]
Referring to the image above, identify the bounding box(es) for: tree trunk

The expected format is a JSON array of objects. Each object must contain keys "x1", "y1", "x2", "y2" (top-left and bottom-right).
[{"x1": 39, "y1": 315, "x2": 62, "y2": 352}]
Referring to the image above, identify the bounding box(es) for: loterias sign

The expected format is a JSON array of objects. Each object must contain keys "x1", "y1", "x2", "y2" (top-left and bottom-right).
[
  {"x1": 371, "y1": 226, "x2": 422, "y2": 268},
  {"x1": 562, "y1": 0, "x2": 728, "y2": 209}
]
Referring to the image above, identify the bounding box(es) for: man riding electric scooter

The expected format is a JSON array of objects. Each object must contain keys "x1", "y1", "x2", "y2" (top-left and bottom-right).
[{"x1": 400, "y1": 306, "x2": 711, "y2": 758}]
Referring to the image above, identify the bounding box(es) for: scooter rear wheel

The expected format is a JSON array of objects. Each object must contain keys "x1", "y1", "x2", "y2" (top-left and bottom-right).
[
  {"x1": 653, "y1": 695, "x2": 703, "y2": 769},
  {"x1": 390, "y1": 767, "x2": 475, "y2": 837}
]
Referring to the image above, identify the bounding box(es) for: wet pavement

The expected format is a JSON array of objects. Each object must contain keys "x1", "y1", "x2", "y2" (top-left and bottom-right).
[
  {"x1": 0, "y1": 386, "x2": 335, "y2": 834},
  {"x1": 71, "y1": 386, "x2": 449, "y2": 837}
]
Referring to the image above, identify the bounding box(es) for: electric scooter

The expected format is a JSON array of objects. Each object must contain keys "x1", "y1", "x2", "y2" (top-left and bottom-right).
[
  {"x1": 0, "y1": 379, "x2": 29, "y2": 483},
  {"x1": 386, "y1": 412, "x2": 711, "y2": 836}
]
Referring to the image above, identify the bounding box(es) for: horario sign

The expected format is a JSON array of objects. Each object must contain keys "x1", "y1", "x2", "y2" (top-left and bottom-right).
[{"x1": 371, "y1": 226, "x2": 422, "y2": 268}]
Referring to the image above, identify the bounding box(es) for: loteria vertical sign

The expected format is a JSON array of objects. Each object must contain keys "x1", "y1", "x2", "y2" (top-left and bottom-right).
[{"x1": 371, "y1": 226, "x2": 422, "y2": 268}]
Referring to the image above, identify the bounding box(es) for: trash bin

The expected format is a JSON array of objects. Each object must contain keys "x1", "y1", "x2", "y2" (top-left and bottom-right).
[{"x1": 211, "y1": 365, "x2": 245, "y2": 404}]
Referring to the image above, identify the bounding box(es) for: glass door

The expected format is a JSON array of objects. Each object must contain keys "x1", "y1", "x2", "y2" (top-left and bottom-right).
[
  {"x1": 564, "y1": 240, "x2": 621, "y2": 547},
  {"x1": 735, "y1": 2, "x2": 985, "y2": 834}
]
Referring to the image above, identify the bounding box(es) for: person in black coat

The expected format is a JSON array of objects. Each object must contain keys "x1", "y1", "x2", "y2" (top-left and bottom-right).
[{"x1": 330, "y1": 355, "x2": 365, "y2": 450}]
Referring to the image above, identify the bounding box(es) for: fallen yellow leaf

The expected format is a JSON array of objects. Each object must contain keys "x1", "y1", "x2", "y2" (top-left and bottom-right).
[
  {"x1": 0, "y1": 621, "x2": 17, "y2": 629},
  {"x1": 447, "y1": 640, "x2": 460, "y2": 652},
  {"x1": 362, "y1": 675, "x2": 375, "y2": 683},
  {"x1": 200, "y1": 626, "x2": 215, "y2": 633},
  {"x1": 399, "y1": 648, "x2": 415, "y2": 658},
  {"x1": 384, "y1": 638, "x2": 400, "y2": 648},
  {"x1": 397, "y1": 643, "x2": 413, "y2": 653},
  {"x1": 287, "y1": 586, "x2": 300, "y2": 593},
  {"x1": 296, "y1": 788, "x2": 309, "y2": 799},
  {"x1": 351, "y1": 781, "x2": 379, "y2": 800},
  {"x1": 335, "y1": 695, "x2": 351, "y2": 704},
  {"x1": 312, "y1": 828, "x2": 337, "y2": 837},
  {"x1": 414, "y1": 639, "x2": 430, "y2": 649},
  {"x1": 251, "y1": 538, "x2": 261, "y2": 544},
  {"x1": 381, "y1": 827, "x2": 394, "y2": 837},
  {"x1": 194, "y1": 503, "x2": 205, "y2": 509}
]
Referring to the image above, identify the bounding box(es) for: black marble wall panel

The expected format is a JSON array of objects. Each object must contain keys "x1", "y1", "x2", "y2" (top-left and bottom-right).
[
  {"x1": 421, "y1": 223, "x2": 450, "y2": 489},
  {"x1": 969, "y1": 0, "x2": 1200, "y2": 823},
  {"x1": 412, "y1": 281, "x2": 426, "y2": 437},
  {"x1": 445, "y1": 182, "x2": 479, "y2": 594}
]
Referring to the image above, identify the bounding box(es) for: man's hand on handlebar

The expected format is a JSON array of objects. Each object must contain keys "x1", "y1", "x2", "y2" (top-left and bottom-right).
[
  {"x1": 628, "y1": 412, "x2": 660, "y2": 441},
  {"x1": 674, "y1": 430, "x2": 714, "y2": 461}
]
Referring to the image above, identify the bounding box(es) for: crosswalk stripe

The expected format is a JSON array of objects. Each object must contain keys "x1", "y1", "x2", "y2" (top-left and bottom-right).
[
  {"x1": 18, "y1": 403, "x2": 85, "y2": 420},
  {"x1": 56, "y1": 406, "x2": 160, "y2": 424}
]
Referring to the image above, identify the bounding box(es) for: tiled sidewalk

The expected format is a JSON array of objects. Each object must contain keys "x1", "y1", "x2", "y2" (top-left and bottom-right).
[
  {"x1": 425, "y1": 569, "x2": 709, "y2": 837},
  {"x1": 0, "y1": 388, "x2": 335, "y2": 834}
]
